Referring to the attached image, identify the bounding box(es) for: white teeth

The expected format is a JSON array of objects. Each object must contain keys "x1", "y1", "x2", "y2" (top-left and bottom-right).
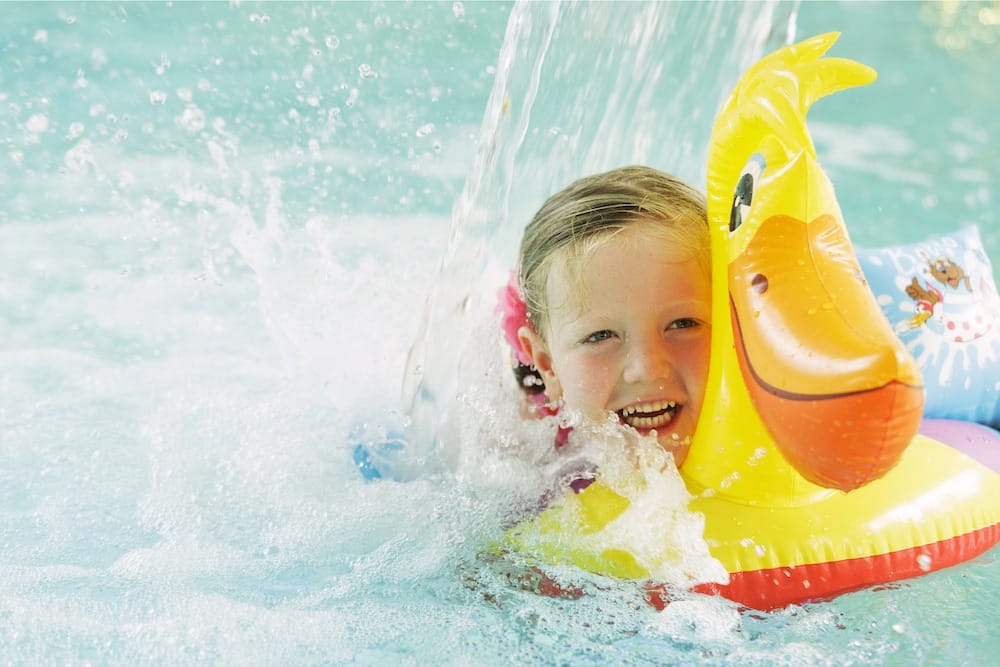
[
  {"x1": 619, "y1": 401, "x2": 678, "y2": 429},
  {"x1": 621, "y1": 400, "x2": 676, "y2": 418}
]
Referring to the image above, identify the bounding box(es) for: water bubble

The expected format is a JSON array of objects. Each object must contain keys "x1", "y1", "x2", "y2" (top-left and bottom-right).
[
  {"x1": 64, "y1": 139, "x2": 95, "y2": 172},
  {"x1": 453, "y1": 1, "x2": 465, "y2": 18},
  {"x1": 176, "y1": 105, "x2": 206, "y2": 133},
  {"x1": 91, "y1": 47, "x2": 108, "y2": 69},
  {"x1": 149, "y1": 90, "x2": 168, "y2": 105},
  {"x1": 154, "y1": 54, "x2": 171, "y2": 76},
  {"x1": 325, "y1": 35, "x2": 340, "y2": 49},
  {"x1": 25, "y1": 113, "x2": 49, "y2": 133},
  {"x1": 206, "y1": 141, "x2": 226, "y2": 173},
  {"x1": 358, "y1": 63, "x2": 377, "y2": 79}
]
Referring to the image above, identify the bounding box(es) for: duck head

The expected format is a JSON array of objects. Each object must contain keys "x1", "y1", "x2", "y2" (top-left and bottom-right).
[{"x1": 683, "y1": 33, "x2": 924, "y2": 498}]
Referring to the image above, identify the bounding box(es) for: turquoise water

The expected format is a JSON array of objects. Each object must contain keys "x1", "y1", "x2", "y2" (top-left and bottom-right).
[{"x1": 2, "y1": 1, "x2": 998, "y2": 664}]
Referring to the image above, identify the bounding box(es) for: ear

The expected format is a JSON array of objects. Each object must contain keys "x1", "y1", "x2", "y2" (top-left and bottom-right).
[{"x1": 517, "y1": 325, "x2": 562, "y2": 401}]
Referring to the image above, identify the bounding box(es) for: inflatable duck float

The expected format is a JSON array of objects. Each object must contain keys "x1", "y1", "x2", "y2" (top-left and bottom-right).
[{"x1": 503, "y1": 33, "x2": 1000, "y2": 610}]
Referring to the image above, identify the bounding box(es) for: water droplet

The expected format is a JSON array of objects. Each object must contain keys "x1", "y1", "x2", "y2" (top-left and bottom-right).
[{"x1": 916, "y1": 554, "x2": 932, "y2": 571}]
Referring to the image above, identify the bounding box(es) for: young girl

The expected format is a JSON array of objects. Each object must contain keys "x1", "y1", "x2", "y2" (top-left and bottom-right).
[{"x1": 501, "y1": 165, "x2": 711, "y2": 467}]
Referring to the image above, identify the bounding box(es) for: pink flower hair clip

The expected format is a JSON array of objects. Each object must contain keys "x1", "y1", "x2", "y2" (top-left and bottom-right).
[
  {"x1": 496, "y1": 269, "x2": 533, "y2": 367},
  {"x1": 495, "y1": 270, "x2": 567, "y2": 443}
]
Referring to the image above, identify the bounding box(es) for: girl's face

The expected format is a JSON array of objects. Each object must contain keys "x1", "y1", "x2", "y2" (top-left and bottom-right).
[{"x1": 519, "y1": 225, "x2": 711, "y2": 467}]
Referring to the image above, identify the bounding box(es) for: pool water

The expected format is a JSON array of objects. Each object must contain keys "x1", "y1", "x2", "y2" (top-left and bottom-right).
[{"x1": 1, "y1": 1, "x2": 997, "y2": 664}]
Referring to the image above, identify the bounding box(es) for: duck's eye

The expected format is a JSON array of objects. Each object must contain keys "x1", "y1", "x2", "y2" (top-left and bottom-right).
[{"x1": 729, "y1": 155, "x2": 764, "y2": 233}]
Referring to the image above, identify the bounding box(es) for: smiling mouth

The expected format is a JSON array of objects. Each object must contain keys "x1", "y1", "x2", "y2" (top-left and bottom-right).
[{"x1": 618, "y1": 401, "x2": 678, "y2": 430}]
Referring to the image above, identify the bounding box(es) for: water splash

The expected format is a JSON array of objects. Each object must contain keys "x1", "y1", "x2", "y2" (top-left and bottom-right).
[{"x1": 402, "y1": 1, "x2": 797, "y2": 476}]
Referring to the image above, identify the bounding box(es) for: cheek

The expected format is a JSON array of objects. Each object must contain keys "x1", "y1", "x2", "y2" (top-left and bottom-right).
[
  {"x1": 556, "y1": 354, "x2": 617, "y2": 408},
  {"x1": 682, "y1": 337, "x2": 712, "y2": 406}
]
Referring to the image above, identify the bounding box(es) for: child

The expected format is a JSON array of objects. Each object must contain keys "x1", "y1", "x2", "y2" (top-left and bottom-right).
[{"x1": 502, "y1": 165, "x2": 711, "y2": 467}]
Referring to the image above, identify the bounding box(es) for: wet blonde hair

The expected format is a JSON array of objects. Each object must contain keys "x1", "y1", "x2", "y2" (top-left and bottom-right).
[{"x1": 519, "y1": 165, "x2": 709, "y2": 339}]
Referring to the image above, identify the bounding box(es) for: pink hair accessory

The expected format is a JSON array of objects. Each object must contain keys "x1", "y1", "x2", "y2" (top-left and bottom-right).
[{"x1": 496, "y1": 270, "x2": 533, "y2": 366}]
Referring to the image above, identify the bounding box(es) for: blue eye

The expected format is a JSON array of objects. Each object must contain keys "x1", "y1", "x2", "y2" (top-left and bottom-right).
[
  {"x1": 583, "y1": 330, "x2": 616, "y2": 344},
  {"x1": 668, "y1": 318, "x2": 699, "y2": 330}
]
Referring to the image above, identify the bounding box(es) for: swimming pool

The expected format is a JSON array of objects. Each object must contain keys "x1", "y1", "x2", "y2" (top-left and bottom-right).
[{"x1": 2, "y1": 1, "x2": 997, "y2": 663}]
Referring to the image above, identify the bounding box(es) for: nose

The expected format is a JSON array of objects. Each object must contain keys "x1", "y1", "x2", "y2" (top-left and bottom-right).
[{"x1": 622, "y1": 334, "x2": 673, "y2": 385}]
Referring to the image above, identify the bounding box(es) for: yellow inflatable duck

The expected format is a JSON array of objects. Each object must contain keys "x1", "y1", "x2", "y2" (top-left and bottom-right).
[{"x1": 504, "y1": 33, "x2": 1000, "y2": 610}]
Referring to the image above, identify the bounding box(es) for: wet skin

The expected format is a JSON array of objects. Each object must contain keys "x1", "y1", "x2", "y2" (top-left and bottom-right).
[{"x1": 519, "y1": 226, "x2": 711, "y2": 466}]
